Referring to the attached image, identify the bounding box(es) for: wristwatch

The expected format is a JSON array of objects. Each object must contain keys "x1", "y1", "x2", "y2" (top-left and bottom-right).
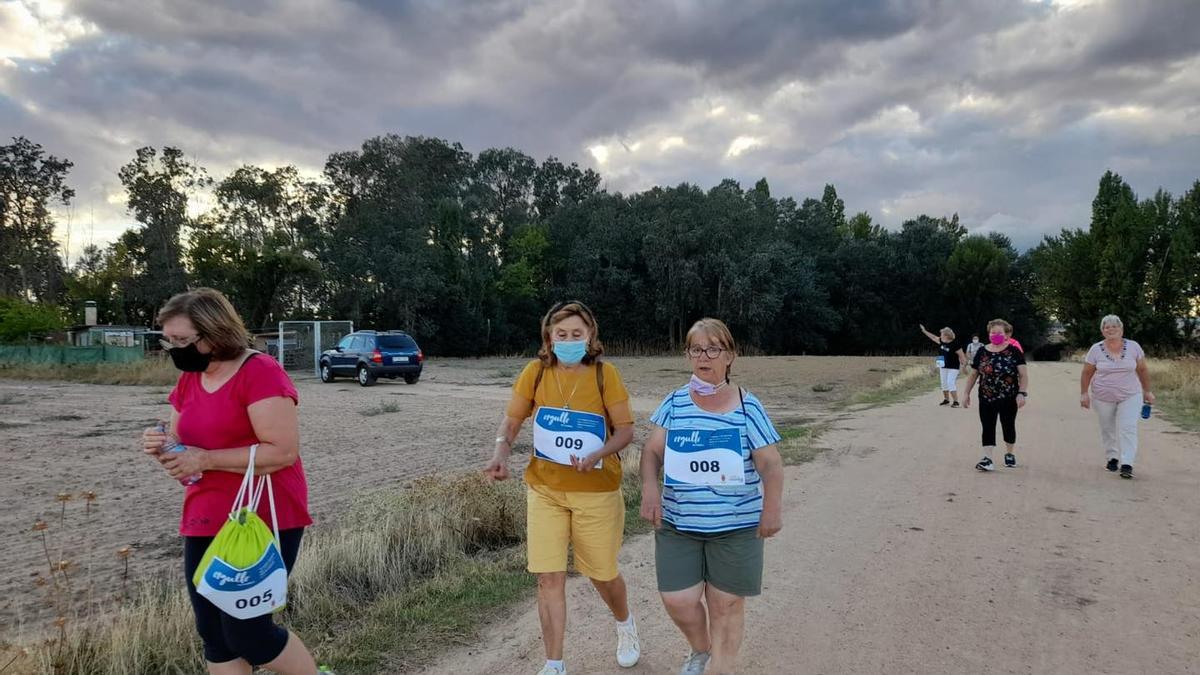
[
  {"x1": 1018, "y1": 391, "x2": 1028, "y2": 398},
  {"x1": 495, "y1": 436, "x2": 510, "y2": 445}
]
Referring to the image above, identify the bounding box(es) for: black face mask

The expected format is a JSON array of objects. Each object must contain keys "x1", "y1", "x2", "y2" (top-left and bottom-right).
[{"x1": 168, "y1": 343, "x2": 213, "y2": 372}]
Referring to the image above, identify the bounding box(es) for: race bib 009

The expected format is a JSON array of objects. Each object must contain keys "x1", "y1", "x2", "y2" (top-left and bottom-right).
[
  {"x1": 533, "y1": 406, "x2": 606, "y2": 468},
  {"x1": 664, "y1": 427, "x2": 746, "y2": 486}
]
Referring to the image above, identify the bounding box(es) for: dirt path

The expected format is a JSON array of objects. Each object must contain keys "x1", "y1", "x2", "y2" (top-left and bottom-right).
[{"x1": 422, "y1": 363, "x2": 1200, "y2": 675}]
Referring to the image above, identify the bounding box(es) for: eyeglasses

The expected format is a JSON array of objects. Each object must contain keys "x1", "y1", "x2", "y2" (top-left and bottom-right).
[
  {"x1": 687, "y1": 346, "x2": 728, "y2": 359},
  {"x1": 159, "y1": 334, "x2": 202, "y2": 350}
]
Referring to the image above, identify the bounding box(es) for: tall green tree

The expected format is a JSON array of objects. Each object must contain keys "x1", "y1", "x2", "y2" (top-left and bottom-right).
[
  {"x1": 321, "y1": 135, "x2": 473, "y2": 350},
  {"x1": 0, "y1": 137, "x2": 72, "y2": 302},
  {"x1": 117, "y1": 146, "x2": 210, "y2": 321},
  {"x1": 188, "y1": 165, "x2": 324, "y2": 328}
]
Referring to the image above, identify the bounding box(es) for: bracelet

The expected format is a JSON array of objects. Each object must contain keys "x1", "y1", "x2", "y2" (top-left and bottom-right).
[{"x1": 495, "y1": 436, "x2": 509, "y2": 445}]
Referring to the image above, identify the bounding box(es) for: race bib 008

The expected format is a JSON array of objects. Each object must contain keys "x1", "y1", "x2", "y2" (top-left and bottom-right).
[{"x1": 664, "y1": 427, "x2": 746, "y2": 486}]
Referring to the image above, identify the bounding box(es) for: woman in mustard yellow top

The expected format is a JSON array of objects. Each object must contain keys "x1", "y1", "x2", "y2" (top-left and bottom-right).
[{"x1": 484, "y1": 301, "x2": 640, "y2": 675}]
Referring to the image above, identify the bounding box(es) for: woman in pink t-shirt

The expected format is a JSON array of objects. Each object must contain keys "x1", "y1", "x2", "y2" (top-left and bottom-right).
[
  {"x1": 1080, "y1": 314, "x2": 1155, "y2": 479},
  {"x1": 140, "y1": 288, "x2": 320, "y2": 674}
]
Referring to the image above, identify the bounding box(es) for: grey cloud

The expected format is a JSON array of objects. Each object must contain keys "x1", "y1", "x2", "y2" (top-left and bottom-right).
[{"x1": 1, "y1": 0, "x2": 1198, "y2": 258}]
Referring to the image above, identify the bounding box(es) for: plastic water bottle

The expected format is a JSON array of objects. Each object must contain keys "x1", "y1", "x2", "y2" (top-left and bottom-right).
[
  {"x1": 1141, "y1": 403, "x2": 1152, "y2": 420},
  {"x1": 157, "y1": 424, "x2": 202, "y2": 486}
]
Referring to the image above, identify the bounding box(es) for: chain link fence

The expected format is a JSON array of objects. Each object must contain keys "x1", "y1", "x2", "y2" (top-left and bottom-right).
[{"x1": 274, "y1": 321, "x2": 354, "y2": 377}]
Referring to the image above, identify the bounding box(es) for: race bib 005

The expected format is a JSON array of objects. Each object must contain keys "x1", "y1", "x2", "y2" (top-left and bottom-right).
[
  {"x1": 533, "y1": 406, "x2": 606, "y2": 468},
  {"x1": 195, "y1": 544, "x2": 288, "y2": 620},
  {"x1": 664, "y1": 427, "x2": 746, "y2": 486}
]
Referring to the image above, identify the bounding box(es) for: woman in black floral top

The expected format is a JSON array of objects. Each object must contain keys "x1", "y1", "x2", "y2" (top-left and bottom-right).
[{"x1": 963, "y1": 318, "x2": 1029, "y2": 472}]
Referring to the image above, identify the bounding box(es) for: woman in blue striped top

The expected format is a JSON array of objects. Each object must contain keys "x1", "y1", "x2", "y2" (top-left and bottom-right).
[{"x1": 640, "y1": 318, "x2": 784, "y2": 675}]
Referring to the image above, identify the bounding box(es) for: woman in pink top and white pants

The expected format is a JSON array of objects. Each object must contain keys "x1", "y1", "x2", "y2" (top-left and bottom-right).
[{"x1": 1080, "y1": 315, "x2": 1155, "y2": 479}]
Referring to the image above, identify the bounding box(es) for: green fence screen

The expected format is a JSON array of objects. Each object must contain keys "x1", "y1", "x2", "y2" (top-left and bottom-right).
[{"x1": 0, "y1": 344, "x2": 145, "y2": 365}]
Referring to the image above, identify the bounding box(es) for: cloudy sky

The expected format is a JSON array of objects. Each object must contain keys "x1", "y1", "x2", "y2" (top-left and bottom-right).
[{"x1": 3, "y1": 0, "x2": 1199, "y2": 257}]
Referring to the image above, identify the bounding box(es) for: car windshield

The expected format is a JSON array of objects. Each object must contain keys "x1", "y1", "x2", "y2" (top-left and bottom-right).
[{"x1": 378, "y1": 335, "x2": 417, "y2": 350}]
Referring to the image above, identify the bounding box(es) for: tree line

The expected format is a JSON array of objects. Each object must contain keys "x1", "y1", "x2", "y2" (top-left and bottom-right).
[{"x1": 2, "y1": 135, "x2": 1197, "y2": 355}]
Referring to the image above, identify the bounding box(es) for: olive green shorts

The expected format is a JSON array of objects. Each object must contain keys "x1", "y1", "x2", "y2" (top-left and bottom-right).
[{"x1": 654, "y1": 520, "x2": 763, "y2": 597}]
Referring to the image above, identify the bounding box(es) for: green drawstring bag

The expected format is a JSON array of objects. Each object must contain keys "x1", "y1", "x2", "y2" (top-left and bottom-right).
[{"x1": 192, "y1": 444, "x2": 288, "y2": 619}]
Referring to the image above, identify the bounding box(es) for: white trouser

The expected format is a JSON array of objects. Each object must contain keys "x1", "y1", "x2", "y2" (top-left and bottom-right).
[
  {"x1": 939, "y1": 368, "x2": 959, "y2": 392},
  {"x1": 1092, "y1": 393, "x2": 1141, "y2": 466}
]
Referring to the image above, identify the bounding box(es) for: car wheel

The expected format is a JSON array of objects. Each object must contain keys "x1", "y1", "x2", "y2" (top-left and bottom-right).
[
  {"x1": 404, "y1": 374, "x2": 420, "y2": 385},
  {"x1": 357, "y1": 365, "x2": 376, "y2": 387},
  {"x1": 320, "y1": 362, "x2": 335, "y2": 383}
]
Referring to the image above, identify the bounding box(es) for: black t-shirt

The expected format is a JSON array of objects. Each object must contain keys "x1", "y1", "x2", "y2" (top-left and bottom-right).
[
  {"x1": 971, "y1": 345, "x2": 1027, "y2": 402},
  {"x1": 938, "y1": 340, "x2": 962, "y2": 370}
]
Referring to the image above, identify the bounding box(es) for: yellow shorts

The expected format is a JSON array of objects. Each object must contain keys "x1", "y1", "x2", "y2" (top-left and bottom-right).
[{"x1": 526, "y1": 484, "x2": 624, "y2": 581}]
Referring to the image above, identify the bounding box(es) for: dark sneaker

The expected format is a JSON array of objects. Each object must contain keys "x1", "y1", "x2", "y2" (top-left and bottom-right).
[
  {"x1": 976, "y1": 457, "x2": 995, "y2": 472},
  {"x1": 951, "y1": 401, "x2": 960, "y2": 408},
  {"x1": 1107, "y1": 458, "x2": 1119, "y2": 472},
  {"x1": 1004, "y1": 453, "x2": 1016, "y2": 467},
  {"x1": 1120, "y1": 464, "x2": 1133, "y2": 479},
  {"x1": 939, "y1": 399, "x2": 951, "y2": 406}
]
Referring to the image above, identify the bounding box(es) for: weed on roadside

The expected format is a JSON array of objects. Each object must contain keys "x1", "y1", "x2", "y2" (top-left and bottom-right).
[
  {"x1": 838, "y1": 365, "x2": 934, "y2": 410},
  {"x1": 360, "y1": 401, "x2": 402, "y2": 417}
]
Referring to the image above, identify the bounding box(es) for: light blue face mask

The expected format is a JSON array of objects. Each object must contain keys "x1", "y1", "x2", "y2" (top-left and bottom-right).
[{"x1": 553, "y1": 340, "x2": 587, "y2": 365}]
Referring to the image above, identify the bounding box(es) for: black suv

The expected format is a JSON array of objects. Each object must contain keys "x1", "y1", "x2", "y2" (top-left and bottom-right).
[{"x1": 320, "y1": 330, "x2": 424, "y2": 386}]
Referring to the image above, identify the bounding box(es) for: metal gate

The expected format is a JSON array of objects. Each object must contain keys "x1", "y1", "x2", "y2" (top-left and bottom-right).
[{"x1": 275, "y1": 321, "x2": 354, "y2": 377}]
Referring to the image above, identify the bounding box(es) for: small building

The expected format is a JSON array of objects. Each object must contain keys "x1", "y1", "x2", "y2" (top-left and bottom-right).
[
  {"x1": 67, "y1": 325, "x2": 154, "y2": 348},
  {"x1": 66, "y1": 301, "x2": 153, "y2": 348}
]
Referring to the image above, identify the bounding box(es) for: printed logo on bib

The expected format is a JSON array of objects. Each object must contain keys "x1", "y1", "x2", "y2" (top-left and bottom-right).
[
  {"x1": 533, "y1": 406, "x2": 606, "y2": 468},
  {"x1": 202, "y1": 545, "x2": 285, "y2": 591},
  {"x1": 935, "y1": 356, "x2": 946, "y2": 368},
  {"x1": 665, "y1": 427, "x2": 746, "y2": 486}
]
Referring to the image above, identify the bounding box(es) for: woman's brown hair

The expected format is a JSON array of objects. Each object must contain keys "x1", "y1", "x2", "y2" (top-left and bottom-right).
[
  {"x1": 537, "y1": 300, "x2": 604, "y2": 366},
  {"x1": 157, "y1": 288, "x2": 251, "y2": 361}
]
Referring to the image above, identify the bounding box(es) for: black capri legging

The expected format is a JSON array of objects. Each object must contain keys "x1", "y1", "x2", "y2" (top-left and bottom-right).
[
  {"x1": 184, "y1": 527, "x2": 304, "y2": 665},
  {"x1": 979, "y1": 397, "x2": 1018, "y2": 447}
]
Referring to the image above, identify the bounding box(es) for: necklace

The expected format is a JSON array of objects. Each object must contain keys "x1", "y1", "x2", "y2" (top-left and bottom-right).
[
  {"x1": 554, "y1": 366, "x2": 584, "y2": 410},
  {"x1": 1102, "y1": 339, "x2": 1126, "y2": 363}
]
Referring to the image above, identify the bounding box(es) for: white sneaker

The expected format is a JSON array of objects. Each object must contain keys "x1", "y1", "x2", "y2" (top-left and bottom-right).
[
  {"x1": 679, "y1": 650, "x2": 710, "y2": 675},
  {"x1": 537, "y1": 665, "x2": 566, "y2": 675},
  {"x1": 616, "y1": 617, "x2": 641, "y2": 667}
]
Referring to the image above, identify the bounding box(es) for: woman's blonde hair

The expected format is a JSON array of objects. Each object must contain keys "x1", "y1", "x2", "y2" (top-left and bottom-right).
[
  {"x1": 940, "y1": 327, "x2": 956, "y2": 341},
  {"x1": 157, "y1": 288, "x2": 251, "y2": 361},
  {"x1": 986, "y1": 318, "x2": 1013, "y2": 336},
  {"x1": 537, "y1": 300, "x2": 604, "y2": 366},
  {"x1": 685, "y1": 318, "x2": 737, "y2": 380}
]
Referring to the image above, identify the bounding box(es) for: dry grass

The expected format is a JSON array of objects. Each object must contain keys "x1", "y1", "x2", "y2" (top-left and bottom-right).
[
  {"x1": 9, "y1": 474, "x2": 529, "y2": 675},
  {"x1": 619, "y1": 446, "x2": 651, "y2": 536},
  {"x1": 26, "y1": 580, "x2": 203, "y2": 675},
  {"x1": 776, "y1": 422, "x2": 834, "y2": 466},
  {"x1": 840, "y1": 364, "x2": 936, "y2": 410},
  {"x1": 1146, "y1": 357, "x2": 1200, "y2": 430},
  {"x1": 0, "y1": 359, "x2": 178, "y2": 387}
]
